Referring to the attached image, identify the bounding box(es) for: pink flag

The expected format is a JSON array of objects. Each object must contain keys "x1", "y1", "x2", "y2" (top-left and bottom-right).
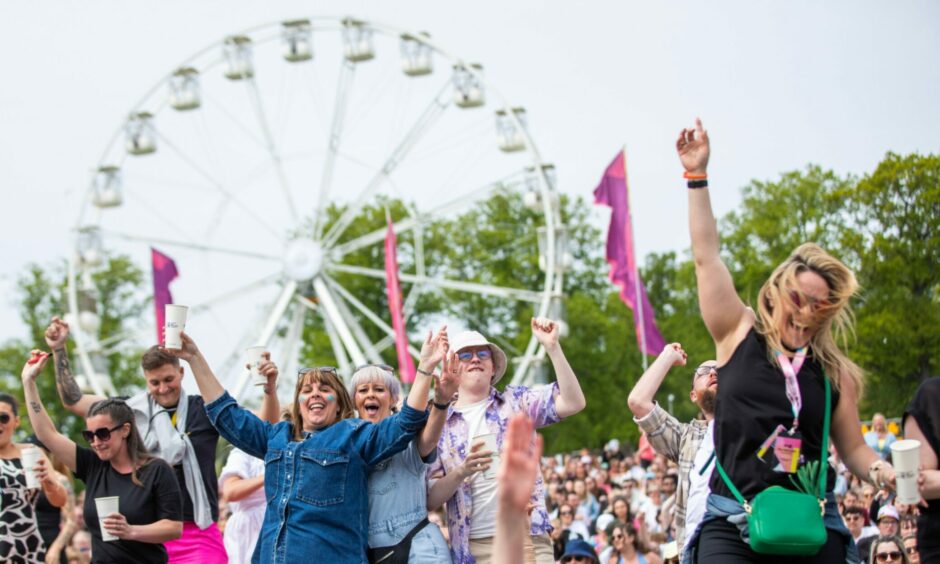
[
  {"x1": 384, "y1": 216, "x2": 416, "y2": 383},
  {"x1": 593, "y1": 150, "x2": 666, "y2": 356},
  {"x1": 151, "y1": 248, "x2": 179, "y2": 344}
]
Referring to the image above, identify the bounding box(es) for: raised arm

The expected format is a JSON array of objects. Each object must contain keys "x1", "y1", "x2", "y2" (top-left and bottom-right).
[
  {"x1": 493, "y1": 413, "x2": 543, "y2": 564},
  {"x1": 21, "y1": 350, "x2": 78, "y2": 471},
  {"x1": 256, "y1": 352, "x2": 281, "y2": 424},
  {"x1": 532, "y1": 317, "x2": 585, "y2": 418},
  {"x1": 415, "y1": 327, "x2": 454, "y2": 458},
  {"x1": 678, "y1": 120, "x2": 750, "y2": 353},
  {"x1": 166, "y1": 332, "x2": 225, "y2": 402},
  {"x1": 44, "y1": 317, "x2": 104, "y2": 417},
  {"x1": 627, "y1": 343, "x2": 687, "y2": 419}
]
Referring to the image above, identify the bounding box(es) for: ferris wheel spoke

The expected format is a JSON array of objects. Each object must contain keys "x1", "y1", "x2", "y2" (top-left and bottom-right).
[
  {"x1": 152, "y1": 128, "x2": 284, "y2": 239},
  {"x1": 322, "y1": 274, "x2": 422, "y2": 359},
  {"x1": 99, "y1": 229, "x2": 280, "y2": 262},
  {"x1": 277, "y1": 302, "x2": 307, "y2": 390},
  {"x1": 311, "y1": 277, "x2": 368, "y2": 367},
  {"x1": 327, "y1": 263, "x2": 543, "y2": 303},
  {"x1": 188, "y1": 272, "x2": 284, "y2": 315},
  {"x1": 319, "y1": 309, "x2": 353, "y2": 379},
  {"x1": 313, "y1": 60, "x2": 356, "y2": 240},
  {"x1": 231, "y1": 280, "x2": 298, "y2": 401},
  {"x1": 243, "y1": 78, "x2": 299, "y2": 223},
  {"x1": 201, "y1": 90, "x2": 270, "y2": 151},
  {"x1": 321, "y1": 276, "x2": 384, "y2": 363},
  {"x1": 321, "y1": 80, "x2": 453, "y2": 249}
]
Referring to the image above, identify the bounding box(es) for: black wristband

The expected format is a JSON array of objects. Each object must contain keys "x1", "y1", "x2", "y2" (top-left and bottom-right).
[
  {"x1": 432, "y1": 400, "x2": 451, "y2": 410},
  {"x1": 416, "y1": 367, "x2": 434, "y2": 377},
  {"x1": 687, "y1": 179, "x2": 708, "y2": 189}
]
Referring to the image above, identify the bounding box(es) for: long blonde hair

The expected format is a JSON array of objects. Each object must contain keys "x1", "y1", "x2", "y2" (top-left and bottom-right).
[
  {"x1": 290, "y1": 368, "x2": 356, "y2": 441},
  {"x1": 755, "y1": 243, "x2": 863, "y2": 396}
]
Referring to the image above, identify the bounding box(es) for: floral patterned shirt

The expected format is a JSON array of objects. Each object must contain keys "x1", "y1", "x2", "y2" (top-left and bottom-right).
[{"x1": 429, "y1": 383, "x2": 562, "y2": 564}]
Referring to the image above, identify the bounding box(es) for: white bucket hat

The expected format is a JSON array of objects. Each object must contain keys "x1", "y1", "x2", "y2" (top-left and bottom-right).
[{"x1": 450, "y1": 330, "x2": 508, "y2": 385}]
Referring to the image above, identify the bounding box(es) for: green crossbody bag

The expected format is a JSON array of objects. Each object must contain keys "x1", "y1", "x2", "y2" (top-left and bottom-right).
[{"x1": 713, "y1": 377, "x2": 831, "y2": 556}]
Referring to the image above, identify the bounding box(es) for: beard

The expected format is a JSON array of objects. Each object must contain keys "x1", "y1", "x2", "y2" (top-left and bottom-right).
[{"x1": 698, "y1": 388, "x2": 717, "y2": 416}]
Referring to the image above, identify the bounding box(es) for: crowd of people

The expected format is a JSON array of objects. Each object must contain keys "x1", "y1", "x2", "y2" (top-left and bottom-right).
[{"x1": 1, "y1": 119, "x2": 938, "y2": 564}]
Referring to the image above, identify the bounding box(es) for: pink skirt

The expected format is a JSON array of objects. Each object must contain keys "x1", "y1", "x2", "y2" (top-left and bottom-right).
[{"x1": 165, "y1": 521, "x2": 228, "y2": 564}]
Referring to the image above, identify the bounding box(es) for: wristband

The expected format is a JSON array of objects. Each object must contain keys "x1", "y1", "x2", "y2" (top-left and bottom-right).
[
  {"x1": 416, "y1": 367, "x2": 434, "y2": 377},
  {"x1": 683, "y1": 171, "x2": 707, "y2": 180},
  {"x1": 432, "y1": 400, "x2": 451, "y2": 410},
  {"x1": 687, "y1": 179, "x2": 708, "y2": 189}
]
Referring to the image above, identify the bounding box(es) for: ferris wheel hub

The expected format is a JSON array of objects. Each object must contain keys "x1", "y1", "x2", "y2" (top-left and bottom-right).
[{"x1": 283, "y1": 239, "x2": 324, "y2": 281}]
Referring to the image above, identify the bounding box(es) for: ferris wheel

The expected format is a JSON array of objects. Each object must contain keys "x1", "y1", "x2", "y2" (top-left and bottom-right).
[{"x1": 68, "y1": 16, "x2": 573, "y2": 401}]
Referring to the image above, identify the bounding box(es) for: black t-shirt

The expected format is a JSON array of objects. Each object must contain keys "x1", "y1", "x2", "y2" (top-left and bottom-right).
[
  {"x1": 34, "y1": 489, "x2": 61, "y2": 549},
  {"x1": 710, "y1": 329, "x2": 840, "y2": 499},
  {"x1": 74, "y1": 445, "x2": 182, "y2": 563},
  {"x1": 156, "y1": 395, "x2": 220, "y2": 523},
  {"x1": 904, "y1": 377, "x2": 940, "y2": 554}
]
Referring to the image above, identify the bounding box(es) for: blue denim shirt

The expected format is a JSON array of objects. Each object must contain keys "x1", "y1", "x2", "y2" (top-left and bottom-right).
[{"x1": 204, "y1": 392, "x2": 428, "y2": 564}]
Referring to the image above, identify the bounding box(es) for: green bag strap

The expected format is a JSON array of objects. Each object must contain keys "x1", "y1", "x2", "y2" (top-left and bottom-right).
[{"x1": 713, "y1": 375, "x2": 832, "y2": 511}]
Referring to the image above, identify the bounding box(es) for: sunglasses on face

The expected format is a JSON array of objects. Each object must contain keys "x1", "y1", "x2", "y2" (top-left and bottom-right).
[
  {"x1": 875, "y1": 551, "x2": 902, "y2": 562},
  {"x1": 457, "y1": 349, "x2": 491, "y2": 362},
  {"x1": 905, "y1": 546, "x2": 918, "y2": 555},
  {"x1": 844, "y1": 515, "x2": 862, "y2": 521},
  {"x1": 693, "y1": 365, "x2": 716, "y2": 379},
  {"x1": 0, "y1": 413, "x2": 12, "y2": 425},
  {"x1": 297, "y1": 366, "x2": 337, "y2": 380},
  {"x1": 788, "y1": 290, "x2": 831, "y2": 311},
  {"x1": 81, "y1": 424, "x2": 125, "y2": 443},
  {"x1": 560, "y1": 510, "x2": 573, "y2": 516},
  {"x1": 612, "y1": 533, "x2": 624, "y2": 540}
]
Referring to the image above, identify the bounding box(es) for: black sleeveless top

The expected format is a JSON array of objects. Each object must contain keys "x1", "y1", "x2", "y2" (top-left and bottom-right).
[{"x1": 710, "y1": 329, "x2": 840, "y2": 499}]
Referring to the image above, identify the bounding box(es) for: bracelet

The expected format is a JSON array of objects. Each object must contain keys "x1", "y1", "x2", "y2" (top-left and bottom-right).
[
  {"x1": 416, "y1": 367, "x2": 434, "y2": 377},
  {"x1": 432, "y1": 400, "x2": 451, "y2": 410},
  {"x1": 683, "y1": 171, "x2": 708, "y2": 180},
  {"x1": 687, "y1": 179, "x2": 708, "y2": 189}
]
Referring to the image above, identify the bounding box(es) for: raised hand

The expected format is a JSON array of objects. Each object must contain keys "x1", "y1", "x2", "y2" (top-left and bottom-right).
[
  {"x1": 676, "y1": 117, "x2": 710, "y2": 175},
  {"x1": 252, "y1": 352, "x2": 279, "y2": 395},
  {"x1": 497, "y1": 413, "x2": 543, "y2": 513},
  {"x1": 21, "y1": 350, "x2": 51, "y2": 383},
  {"x1": 162, "y1": 331, "x2": 201, "y2": 363},
  {"x1": 434, "y1": 362, "x2": 460, "y2": 405},
  {"x1": 419, "y1": 326, "x2": 449, "y2": 370},
  {"x1": 531, "y1": 317, "x2": 560, "y2": 352},
  {"x1": 44, "y1": 317, "x2": 70, "y2": 350},
  {"x1": 660, "y1": 343, "x2": 688, "y2": 367}
]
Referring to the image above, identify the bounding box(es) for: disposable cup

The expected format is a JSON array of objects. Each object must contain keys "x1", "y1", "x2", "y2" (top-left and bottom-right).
[
  {"x1": 891, "y1": 439, "x2": 921, "y2": 505},
  {"x1": 246, "y1": 346, "x2": 267, "y2": 386},
  {"x1": 472, "y1": 433, "x2": 499, "y2": 480},
  {"x1": 164, "y1": 304, "x2": 188, "y2": 349},
  {"x1": 95, "y1": 496, "x2": 120, "y2": 542},
  {"x1": 20, "y1": 446, "x2": 41, "y2": 489}
]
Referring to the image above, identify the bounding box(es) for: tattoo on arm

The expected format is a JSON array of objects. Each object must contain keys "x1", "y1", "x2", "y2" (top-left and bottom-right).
[
  {"x1": 30, "y1": 401, "x2": 42, "y2": 414},
  {"x1": 54, "y1": 348, "x2": 83, "y2": 406}
]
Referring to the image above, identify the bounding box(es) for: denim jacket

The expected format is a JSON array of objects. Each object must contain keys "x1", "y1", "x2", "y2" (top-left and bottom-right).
[{"x1": 205, "y1": 392, "x2": 428, "y2": 564}]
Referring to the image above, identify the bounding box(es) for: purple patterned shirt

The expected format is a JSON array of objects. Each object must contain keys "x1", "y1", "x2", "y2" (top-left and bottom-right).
[{"x1": 429, "y1": 383, "x2": 562, "y2": 564}]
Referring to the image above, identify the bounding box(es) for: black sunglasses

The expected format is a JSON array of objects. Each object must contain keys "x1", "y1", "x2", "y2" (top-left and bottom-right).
[
  {"x1": 354, "y1": 363, "x2": 394, "y2": 373},
  {"x1": 875, "y1": 551, "x2": 902, "y2": 562},
  {"x1": 297, "y1": 366, "x2": 338, "y2": 379},
  {"x1": 81, "y1": 424, "x2": 125, "y2": 443},
  {"x1": 0, "y1": 413, "x2": 12, "y2": 424}
]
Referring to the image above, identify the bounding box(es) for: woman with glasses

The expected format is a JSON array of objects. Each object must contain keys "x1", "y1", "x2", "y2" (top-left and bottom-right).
[
  {"x1": 1, "y1": 390, "x2": 69, "y2": 563},
  {"x1": 869, "y1": 535, "x2": 909, "y2": 563},
  {"x1": 678, "y1": 118, "x2": 896, "y2": 562},
  {"x1": 168, "y1": 331, "x2": 431, "y2": 563},
  {"x1": 605, "y1": 522, "x2": 663, "y2": 564},
  {"x1": 20, "y1": 350, "x2": 183, "y2": 563},
  {"x1": 350, "y1": 327, "x2": 456, "y2": 563}
]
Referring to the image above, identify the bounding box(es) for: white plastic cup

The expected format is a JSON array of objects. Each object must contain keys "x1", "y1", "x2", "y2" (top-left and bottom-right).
[
  {"x1": 891, "y1": 439, "x2": 921, "y2": 505},
  {"x1": 246, "y1": 346, "x2": 267, "y2": 386},
  {"x1": 20, "y1": 446, "x2": 41, "y2": 489},
  {"x1": 164, "y1": 304, "x2": 188, "y2": 349},
  {"x1": 95, "y1": 496, "x2": 120, "y2": 542},
  {"x1": 472, "y1": 433, "x2": 499, "y2": 480}
]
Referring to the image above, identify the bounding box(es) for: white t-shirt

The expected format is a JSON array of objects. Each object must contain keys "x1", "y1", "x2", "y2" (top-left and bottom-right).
[
  {"x1": 455, "y1": 398, "x2": 499, "y2": 539},
  {"x1": 685, "y1": 420, "x2": 715, "y2": 542}
]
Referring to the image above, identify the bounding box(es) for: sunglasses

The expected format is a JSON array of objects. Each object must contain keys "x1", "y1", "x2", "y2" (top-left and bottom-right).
[
  {"x1": 693, "y1": 365, "x2": 716, "y2": 379},
  {"x1": 844, "y1": 515, "x2": 862, "y2": 521},
  {"x1": 612, "y1": 533, "x2": 624, "y2": 540},
  {"x1": 905, "y1": 547, "x2": 918, "y2": 555},
  {"x1": 354, "y1": 363, "x2": 393, "y2": 373},
  {"x1": 788, "y1": 290, "x2": 831, "y2": 311},
  {"x1": 560, "y1": 510, "x2": 573, "y2": 516},
  {"x1": 875, "y1": 551, "x2": 902, "y2": 562},
  {"x1": 0, "y1": 413, "x2": 12, "y2": 425},
  {"x1": 297, "y1": 366, "x2": 337, "y2": 379},
  {"x1": 457, "y1": 349, "x2": 491, "y2": 362},
  {"x1": 81, "y1": 424, "x2": 125, "y2": 443}
]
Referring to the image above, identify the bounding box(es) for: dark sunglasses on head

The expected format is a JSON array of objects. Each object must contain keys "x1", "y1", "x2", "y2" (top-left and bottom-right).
[
  {"x1": 457, "y1": 349, "x2": 491, "y2": 362},
  {"x1": 81, "y1": 424, "x2": 125, "y2": 443},
  {"x1": 297, "y1": 366, "x2": 337, "y2": 380},
  {"x1": 0, "y1": 413, "x2": 12, "y2": 424},
  {"x1": 354, "y1": 363, "x2": 394, "y2": 373},
  {"x1": 875, "y1": 551, "x2": 902, "y2": 562}
]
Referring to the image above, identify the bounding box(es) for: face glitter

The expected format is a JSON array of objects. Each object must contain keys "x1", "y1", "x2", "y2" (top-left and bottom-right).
[
  {"x1": 298, "y1": 394, "x2": 308, "y2": 405},
  {"x1": 325, "y1": 394, "x2": 335, "y2": 402}
]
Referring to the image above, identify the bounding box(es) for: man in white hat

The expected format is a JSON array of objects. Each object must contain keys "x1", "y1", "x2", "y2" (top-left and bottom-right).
[{"x1": 428, "y1": 317, "x2": 586, "y2": 564}]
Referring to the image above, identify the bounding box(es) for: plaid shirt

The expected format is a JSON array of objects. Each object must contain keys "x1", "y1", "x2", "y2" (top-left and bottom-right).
[
  {"x1": 634, "y1": 402, "x2": 709, "y2": 553},
  {"x1": 429, "y1": 383, "x2": 562, "y2": 564}
]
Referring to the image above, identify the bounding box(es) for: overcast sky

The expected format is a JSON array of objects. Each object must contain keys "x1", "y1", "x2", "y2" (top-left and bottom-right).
[{"x1": 1, "y1": 0, "x2": 938, "y2": 361}]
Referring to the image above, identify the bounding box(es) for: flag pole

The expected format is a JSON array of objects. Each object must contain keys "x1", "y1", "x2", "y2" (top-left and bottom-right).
[{"x1": 622, "y1": 146, "x2": 648, "y2": 371}]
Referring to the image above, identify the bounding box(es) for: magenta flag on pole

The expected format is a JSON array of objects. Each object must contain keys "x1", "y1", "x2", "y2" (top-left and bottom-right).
[
  {"x1": 384, "y1": 217, "x2": 416, "y2": 383},
  {"x1": 151, "y1": 247, "x2": 179, "y2": 345},
  {"x1": 593, "y1": 150, "x2": 666, "y2": 356}
]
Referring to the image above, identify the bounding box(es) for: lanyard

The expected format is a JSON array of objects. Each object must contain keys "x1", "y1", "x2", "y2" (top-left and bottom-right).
[{"x1": 775, "y1": 348, "x2": 807, "y2": 432}]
